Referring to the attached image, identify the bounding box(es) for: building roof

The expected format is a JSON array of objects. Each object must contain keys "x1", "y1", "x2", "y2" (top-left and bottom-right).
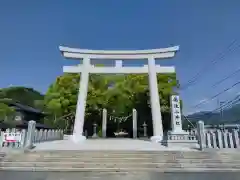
[{"x1": 0, "y1": 99, "x2": 44, "y2": 115}]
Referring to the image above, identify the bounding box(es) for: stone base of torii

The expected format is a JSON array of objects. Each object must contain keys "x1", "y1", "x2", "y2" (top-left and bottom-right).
[{"x1": 76, "y1": 107, "x2": 197, "y2": 149}]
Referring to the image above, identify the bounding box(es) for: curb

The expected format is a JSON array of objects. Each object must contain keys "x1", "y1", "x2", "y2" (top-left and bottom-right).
[{"x1": 1, "y1": 166, "x2": 240, "y2": 172}]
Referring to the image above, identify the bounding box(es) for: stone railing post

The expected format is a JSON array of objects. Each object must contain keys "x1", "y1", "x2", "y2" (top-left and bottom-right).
[
  {"x1": 228, "y1": 132, "x2": 234, "y2": 148},
  {"x1": 46, "y1": 130, "x2": 50, "y2": 141},
  {"x1": 0, "y1": 130, "x2": 4, "y2": 147},
  {"x1": 84, "y1": 129, "x2": 88, "y2": 138},
  {"x1": 92, "y1": 123, "x2": 98, "y2": 138},
  {"x1": 20, "y1": 129, "x2": 27, "y2": 148},
  {"x1": 143, "y1": 122, "x2": 148, "y2": 137},
  {"x1": 24, "y1": 120, "x2": 36, "y2": 149},
  {"x1": 197, "y1": 121, "x2": 205, "y2": 151},
  {"x1": 206, "y1": 131, "x2": 212, "y2": 148},
  {"x1": 60, "y1": 130, "x2": 63, "y2": 139},
  {"x1": 216, "y1": 130, "x2": 223, "y2": 149},
  {"x1": 132, "y1": 109, "x2": 137, "y2": 139},
  {"x1": 233, "y1": 129, "x2": 240, "y2": 148},
  {"x1": 211, "y1": 130, "x2": 217, "y2": 148},
  {"x1": 102, "y1": 109, "x2": 107, "y2": 138},
  {"x1": 39, "y1": 129, "x2": 43, "y2": 142},
  {"x1": 43, "y1": 129, "x2": 47, "y2": 141},
  {"x1": 34, "y1": 130, "x2": 38, "y2": 143}
]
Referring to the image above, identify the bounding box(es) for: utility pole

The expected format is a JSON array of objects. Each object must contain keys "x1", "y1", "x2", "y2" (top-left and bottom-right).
[{"x1": 220, "y1": 101, "x2": 224, "y2": 129}]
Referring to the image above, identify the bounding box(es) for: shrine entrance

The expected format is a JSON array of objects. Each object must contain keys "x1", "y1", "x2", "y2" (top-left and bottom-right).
[
  {"x1": 106, "y1": 112, "x2": 133, "y2": 138},
  {"x1": 59, "y1": 45, "x2": 180, "y2": 143}
]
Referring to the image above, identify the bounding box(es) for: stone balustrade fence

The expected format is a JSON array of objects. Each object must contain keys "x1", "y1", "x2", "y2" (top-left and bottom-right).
[
  {"x1": 202, "y1": 129, "x2": 239, "y2": 149},
  {"x1": 196, "y1": 121, "x2": 240, "y2": 150},
  {"x1": 1, "y1": 119, "x2": 239, "y2": 151},
  {"x1": 0, "y1": 120, "x2": 64, "y2": 149}
]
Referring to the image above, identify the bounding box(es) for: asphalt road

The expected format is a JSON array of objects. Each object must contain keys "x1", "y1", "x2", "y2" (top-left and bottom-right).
[{"x1": 0, "y1": 171, "x2": 240, "y2": 180}]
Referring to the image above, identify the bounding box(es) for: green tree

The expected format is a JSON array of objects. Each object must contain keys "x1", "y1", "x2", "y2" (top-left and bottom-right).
[
  {"x1": 43, "y1": 74, "x2": 79, "y2": 130},
  {"x1": 117, "y1": 73, "x2": 179, "y2": 133},
  {"x1": 44, "y1": 72, "x2": 180, "y2": 133},
  {"x1": 0, "y1": 103, "x2": 15, "y2": 123},
  {"x1": 34, "y1": 100, "x2": 45, "y2": 111}
]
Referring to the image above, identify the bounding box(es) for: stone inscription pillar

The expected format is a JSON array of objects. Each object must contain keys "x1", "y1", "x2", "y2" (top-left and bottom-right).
[
  {"x1": 148, "y1": 57, "x2": 164, "y2": 142},
  {"x1": 169, "y1": 95, "x2": 186, "y2": 134},
  {"x1": 71, "y1": 58, "x2": 90, "y2": 143}
]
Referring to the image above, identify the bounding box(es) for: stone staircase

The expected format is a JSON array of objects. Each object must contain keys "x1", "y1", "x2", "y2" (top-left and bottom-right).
[{"x1": 1, "y1": 150, "x2": 240, "y2": 172}]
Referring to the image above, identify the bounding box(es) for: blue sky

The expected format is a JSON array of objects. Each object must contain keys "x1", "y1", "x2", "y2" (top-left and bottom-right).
[{"x1": 0, "y1": 0, "x2": 240, "y2": 115}]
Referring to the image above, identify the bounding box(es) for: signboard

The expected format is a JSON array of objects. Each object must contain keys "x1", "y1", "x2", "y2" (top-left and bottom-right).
[
  {"x1": 2, "y1": 132, "x2": 22, "y2": 143},
  {"x1": 170, "y1": 95, "x2": 183, "y2": 132}
]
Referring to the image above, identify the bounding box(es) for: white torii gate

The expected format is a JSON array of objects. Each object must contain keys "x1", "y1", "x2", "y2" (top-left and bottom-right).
[{"x1": 59, "y1": 45, "x2": 179, "y2": 143}]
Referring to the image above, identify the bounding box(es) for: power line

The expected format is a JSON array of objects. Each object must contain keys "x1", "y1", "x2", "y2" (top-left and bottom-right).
[
  {"x1": 182, "y1": 115, "x2": 196, "y2": 128},
  {"x1": 212, "y1": 68, "x2": 240, "y2": 88},
  {"x1": 188, "y1": 95, "x2": 240, "y2": 119},
  {"x1": 215, "y1": 96, "x2": 240, "y2": 111},
  {"x1": 181, "y1": 40, "x2": 238, "y2": 89},
  {"x1": 193, "y1": 81, "x2": 240, "y2": 108},
  {"x1": 219, "y1": 97, "x2": 240, "y2": 110},
  {"x1": 180, "y1": 40, "x2": 239, "y2": 90},
  {"x1": 189, "y1": 64, "x2": 240, "y2": 111},
  {"x1": 187, "y1": 95, "x2": 240, "y2": 120}
]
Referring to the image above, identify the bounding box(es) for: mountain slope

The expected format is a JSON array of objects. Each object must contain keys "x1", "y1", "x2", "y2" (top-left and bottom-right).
[{"x1": 186, "y1": 104, "x2": 240, "y2": 125}]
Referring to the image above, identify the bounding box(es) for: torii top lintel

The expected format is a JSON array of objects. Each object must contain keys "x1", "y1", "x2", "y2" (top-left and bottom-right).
[{"x1": 59, "y1": 46, "x2": 179, "y2": 60}]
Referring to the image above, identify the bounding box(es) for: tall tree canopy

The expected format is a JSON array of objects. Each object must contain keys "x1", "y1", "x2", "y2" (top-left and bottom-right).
[{"x1": 44, "y1": 73, "x2": 180, "y2": 133}]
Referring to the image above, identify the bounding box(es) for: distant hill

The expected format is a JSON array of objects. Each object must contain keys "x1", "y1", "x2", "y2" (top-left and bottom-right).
[
  {"x1": 186, "y1": 104, "x2": 240, "y2": 125},
  {"x1": 0, "y1": 87, "x2": 44, "y2": 108}
]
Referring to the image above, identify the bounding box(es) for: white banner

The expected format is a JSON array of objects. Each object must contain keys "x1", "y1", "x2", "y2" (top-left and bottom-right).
[{"x1": 2, "y1": 132, "x2": 22, "y2": 143}]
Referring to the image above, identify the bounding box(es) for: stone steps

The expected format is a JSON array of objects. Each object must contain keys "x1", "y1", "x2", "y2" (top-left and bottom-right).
[
  {"x1": 4, "y1": 157, "x2": 240, "y2": 163},
  {"x1": 2, "y1": 161, "x2": 240, "y2": 169},
  {"x1": 2, "y1": 150, "x2": 240, "y2": 172},
  {"x1": 29, "y1": 150, "x2": 240, "y2": 156},
  {"x1": 26, "y1": 153, "x2": 214, "y2": 156},
  {"x1": 29, "y1": 150, "x2": 210, "y2": 155},
  {"x1": 21, "y1": 151, "x2": 216, "y2": 158},
  {"x1": 2, "y1": 166, "x2": 240, "y2": 172},
  {"x1": 7, "y1": 155, "x2": 240, "y2": 161}
]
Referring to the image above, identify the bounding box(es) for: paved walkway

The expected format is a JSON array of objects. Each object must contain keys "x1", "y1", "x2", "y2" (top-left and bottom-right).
[
  {"x1": 33, "y1": 137, "x2": 198, "y2": 151},
  {"x1": 1, "y1": 171, "x2": 239, "y2": 180}
]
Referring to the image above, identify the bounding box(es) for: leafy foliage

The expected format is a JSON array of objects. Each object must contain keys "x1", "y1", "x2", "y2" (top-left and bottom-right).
[
  {"x1": 43, "y1": 72, "x2": 180, "y2": 132},
  {"x1": 0, "y1": 102, "x2": 15, "y2": 122},
  {"x1": 0, "y1": 87, "x2": 45, "y2": 124}
]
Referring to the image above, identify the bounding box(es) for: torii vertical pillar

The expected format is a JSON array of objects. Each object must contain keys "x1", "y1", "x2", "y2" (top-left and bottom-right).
[
  {"x1": 148, "y1": 57, "x2": 164, "y2": 142},
  {"x1": 71, "y1": 58, "x2": 90, "y2": 143}
]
